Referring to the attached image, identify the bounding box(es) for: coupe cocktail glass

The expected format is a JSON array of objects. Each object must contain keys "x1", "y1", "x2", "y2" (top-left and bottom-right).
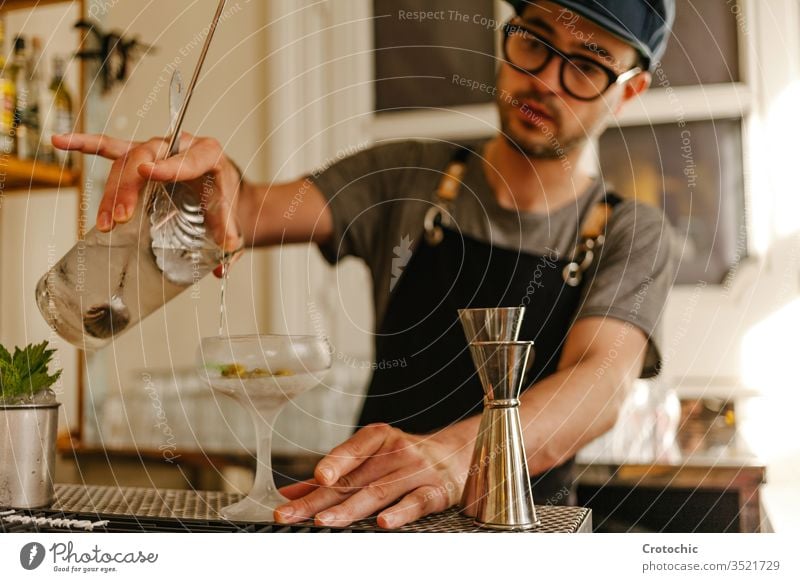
[{"x1": 196, "y1": 334, "x2": 331, "y2": 522}]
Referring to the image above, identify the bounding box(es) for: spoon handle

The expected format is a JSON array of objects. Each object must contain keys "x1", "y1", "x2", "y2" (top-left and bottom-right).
[
  {"x1": 163, "y1": 0, "x2": 229, "y2": 160},
  {"x1": 168, "y1": 69, "x2": 184, "y2": 157}
]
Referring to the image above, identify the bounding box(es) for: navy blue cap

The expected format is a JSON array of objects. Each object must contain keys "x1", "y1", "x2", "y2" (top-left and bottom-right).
[{"x1": 506, "y1": 0, "x2": 675, "y2": 70}]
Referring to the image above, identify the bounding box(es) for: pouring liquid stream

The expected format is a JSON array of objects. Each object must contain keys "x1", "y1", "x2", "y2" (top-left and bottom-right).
[{"x1": 218, "y1": 253, "x2": 231, "y2": 336}]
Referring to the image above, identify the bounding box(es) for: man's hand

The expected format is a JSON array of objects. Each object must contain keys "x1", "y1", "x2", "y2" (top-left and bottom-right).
[
  {"x1": 51, "y1": 132, "x2": 243, "y2": 276},
  {"x1": 275, "y1": 423, "x2": 472, "y2": 529}
]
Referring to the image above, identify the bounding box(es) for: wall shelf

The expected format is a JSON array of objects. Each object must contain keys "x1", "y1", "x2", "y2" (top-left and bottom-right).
[
  {"x1": 0, "y1": 0, "x2": 75, "y2": 11},
  {"x1": 1, "y1": 0, "x2": 82, "y2": 192},
  {"x1": 2, "y1": 156, "x2": 78, "y2": 190}
]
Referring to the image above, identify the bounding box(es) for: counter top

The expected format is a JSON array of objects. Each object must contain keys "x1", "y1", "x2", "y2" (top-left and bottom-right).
[
  {"x1": 575, "y1": 433, "x2": 766, "y2": 532},
  {"x1": 0, "y1": 484, "x2": 592, "y2": 533}
]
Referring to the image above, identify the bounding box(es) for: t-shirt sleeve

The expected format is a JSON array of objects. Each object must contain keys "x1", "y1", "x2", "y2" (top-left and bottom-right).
[
  {"x1": 574, "y1": 201, "x2": 678, "y2": 378},
  {"x1": 307, "y1": 140, "x2": 426, "y2": 267}
]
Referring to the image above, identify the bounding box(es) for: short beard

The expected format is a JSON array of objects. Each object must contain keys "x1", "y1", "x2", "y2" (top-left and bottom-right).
[{"x1": 498, "y1": 104, "x2": 587, "y2": 159}]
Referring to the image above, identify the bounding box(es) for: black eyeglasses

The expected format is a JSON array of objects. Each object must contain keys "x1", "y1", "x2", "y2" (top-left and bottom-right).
[{"x1": 502, "y1": 20, "x2": 642, "y2": 101}]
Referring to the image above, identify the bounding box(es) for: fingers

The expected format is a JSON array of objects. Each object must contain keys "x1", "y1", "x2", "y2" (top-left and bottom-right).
[
  {"x1": 137, "y1": 137, "x2": 225, "y2": 183},
  {"x1": 274, "y1": 450, "x2": 406, "y2": 524},
  {"x1": 212, "y1": 248, "x2": 244, "y2": 278},
  {"x1": 135, "y1": 136, "x2": 241, "y2": 251},
  {"x1": 315, "y1": 465, "x2": 430, "y2": 528},
  {"x1": 377, "y1": 485, "x2": 451, "y2": 529},
  {"x1": 272, "y1": 426, "x2": 459, "y2": 529},
  {"x1": 84, "y1": 132, "x2": 235, "y2": 236},
  {"x1": 52, "y1": 133, "x2": 137, "y2": 160},
  {"x1": 202, "y1": 189, "x2": 243, "y2": 253},
  {"x1": 314, "y1": 424, "x2": 393, "y2": 486},
  {"x1": 94, "y1": 134, "x2": 200, "y2": 232},
  {"x1": 52, "y1": 131, "x2": 193, "y2": 160},
  {"x1": 278, "y1": 478, "x2": 319, "y2": 500},
  {"x1": 96, "y1": 141, "x2": 166, "y2": 231},
  {"x1": 274, "y1": 482, "x2": 346, "y2": 525}
]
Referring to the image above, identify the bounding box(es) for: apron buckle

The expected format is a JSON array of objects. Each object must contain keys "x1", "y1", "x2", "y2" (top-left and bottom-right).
[
  {"x1": 563, "y1": 242, "x2": 598, "y2": 287},
  {"x1": 424, "y1": 205, "x2": 451, "y2": 246},
  {"x1": 563, "y1": 262, "x2": 583, "y2": 287}
]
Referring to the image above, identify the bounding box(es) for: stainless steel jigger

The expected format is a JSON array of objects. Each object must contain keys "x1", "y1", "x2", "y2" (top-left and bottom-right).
[
  {"x1": 458, "y1": 308, "x2": 525, "y2": 519},
  {"x1": 461, "y1": 338, "x2": 539, "y2": 530},
  {"x1": 458, "y1": 307, "x2": 525, "y2": 345}
]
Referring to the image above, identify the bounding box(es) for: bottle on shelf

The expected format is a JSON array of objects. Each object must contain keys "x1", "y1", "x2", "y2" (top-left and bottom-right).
[
  {"x1": 28, "y1": 37, "x2": 43, "y2": 162},
  {"x1": 41, "y1": 55, "x2": 73, "y2": 167},
  {"x1": 10, "y1": 35, "x2": 40, "y2": 161},
  {"x1": 0, "y1": 22, "x2": 18, "y2": 155}
]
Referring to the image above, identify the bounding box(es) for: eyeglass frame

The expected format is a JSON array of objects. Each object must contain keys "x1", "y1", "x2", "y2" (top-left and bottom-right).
[{"x1": 501, "y1": 19, "x2": 643, "y2": 101}]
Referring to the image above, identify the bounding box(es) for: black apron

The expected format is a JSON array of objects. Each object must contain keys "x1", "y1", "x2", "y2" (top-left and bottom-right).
[{"x1": 357, "y1": 149, "x2": 619, "y2": 505}]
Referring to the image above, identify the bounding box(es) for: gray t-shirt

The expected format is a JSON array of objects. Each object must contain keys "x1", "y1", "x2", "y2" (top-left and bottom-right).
[{"x1": 310, "y1": 139, "x2": 676, "y2": 377}]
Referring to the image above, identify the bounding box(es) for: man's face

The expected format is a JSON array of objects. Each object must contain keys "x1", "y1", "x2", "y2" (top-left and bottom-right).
[{"x1": 496, "y1": 0, "x2": 644, "y2": 158}]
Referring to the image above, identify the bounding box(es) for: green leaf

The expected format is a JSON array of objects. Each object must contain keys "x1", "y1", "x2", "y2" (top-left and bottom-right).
[
  {"x1": 0, "y1": 340, "x2": 62, "y2": 402},
  {"x1": 0, "y1": 359, "x2": 21, "y2": 395},
  {"x1": 26, "y1": 370, "x2": 62, "y2": 393}
]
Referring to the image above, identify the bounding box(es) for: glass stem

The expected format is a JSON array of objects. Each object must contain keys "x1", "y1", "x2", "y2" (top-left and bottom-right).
[{"x1": 247, "y1": 401, "x2": 283, "y2": 498}]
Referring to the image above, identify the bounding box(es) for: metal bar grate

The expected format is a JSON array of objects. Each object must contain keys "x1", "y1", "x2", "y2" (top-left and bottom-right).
[{"x1": 0, "y1": 484, "x2": 591, "y2": 533}]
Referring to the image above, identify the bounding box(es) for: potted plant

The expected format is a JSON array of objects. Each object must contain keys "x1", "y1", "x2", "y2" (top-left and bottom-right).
[{"x1": 0, "y1": 341, "x2": 62, "y2": 509}]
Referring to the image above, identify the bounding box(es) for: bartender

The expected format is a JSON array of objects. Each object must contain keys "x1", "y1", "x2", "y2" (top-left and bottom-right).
[{"x1": 54, "y1": 0, "x2": 676, "y2": 528}]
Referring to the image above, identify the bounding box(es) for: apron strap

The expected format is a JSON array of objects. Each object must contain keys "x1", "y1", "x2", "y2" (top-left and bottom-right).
[
  {"x1": 562, "y1": 192, "x2": 621, "y2": 287},
  {"x1": 424, "y1": 147, "x2": 471, "y2": 246},
  {"x1": 422, "y1": 145, "x2": 621, "y2": 285}
]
